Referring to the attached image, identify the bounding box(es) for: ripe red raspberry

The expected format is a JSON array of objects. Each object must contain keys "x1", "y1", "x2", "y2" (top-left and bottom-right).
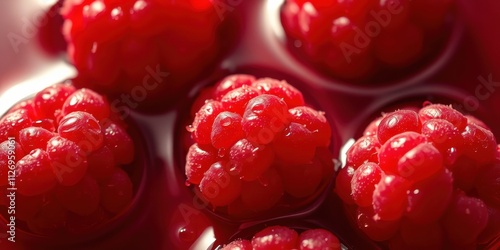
[
  {"x1": 280, "y1": 0, "x2": 454, "y2": 82},
  {"x1": 0, "y1": 83, "x2": 137, "y2": 235},
  {"x1": 61, "y1": 0, "x2": 222, "y2": 110},
  {"x1": 185, "y1": 74, "x2": 335, "y2": 219},
  {"x1": 221, "y1": 226, "x2": 341, "y2": 250},
  {"x1": 335, "y1": 103, "x2": 500, "y2": 249}
]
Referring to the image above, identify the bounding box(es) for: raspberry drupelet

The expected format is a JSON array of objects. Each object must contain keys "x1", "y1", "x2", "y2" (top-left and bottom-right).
[
  {"x1": 335, "y1": 103, "x2": 500, "y2": 249},
  {"x1": 280, "y1": 0, "x2": 454, "y2": 82},
  {"x1": 61, "y1": 0, "x2": 223, "y2": 110},
  {"x1": 185, "y1": 74, "x2": 335, "y2": 219},
  {"x1": 220, "y1": 225, "x2": 341, "y2": 250},
  {"x1": 0, "y1": 83, "x2": 136, "y2": 235}
]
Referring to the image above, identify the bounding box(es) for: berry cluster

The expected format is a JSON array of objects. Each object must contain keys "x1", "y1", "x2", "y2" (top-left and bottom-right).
[
  {"x1": 221, "y1": 225, "x2": 341, "y2": 250},
  {"x1": 0, "y1": 83, "x2": 135, "y2": 234},
  {"x1": 281, "y1": 0, "x2": 454, "y2": 81},
  {"x1": 61, "y1": 0, "x2": 221, "y2": 108},
  {"x1": 185, "y1": 74, "x2": 334, "y2": 218},
  {"x1": 336, "y1": 103, "x2": 499, "y2": 248}
]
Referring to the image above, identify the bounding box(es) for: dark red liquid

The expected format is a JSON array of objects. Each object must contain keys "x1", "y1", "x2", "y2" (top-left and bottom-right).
[{"x1": 0, "y1": 0, "x2": 499, "y2": 249}]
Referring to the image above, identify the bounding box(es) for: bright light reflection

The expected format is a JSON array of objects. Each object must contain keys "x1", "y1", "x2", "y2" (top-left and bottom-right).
[{"x1": 0, "y1": 61, "x2": 76, "y2": 116}]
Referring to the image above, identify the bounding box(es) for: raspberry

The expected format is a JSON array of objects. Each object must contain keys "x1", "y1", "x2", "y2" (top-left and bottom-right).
[
  {"x1": 335, "y1": 166, "x2": 356, "y2": 205},
  {"x1": 61, "y1": 0, "x2": 222, "y2": 110},
  {"x1": 36, "y1": 0, "x2": 67, "y2": 56},
  {"x1": 289, "y1": 106, "x2": 331, "y2": 147},
  {"x1": 279, "y1": 156, "x2": 324, "y2": 198},
  {"x1": 190, "y1": 101, "x2": 224, "y2": 145},
  {"x1": 240, "y1": 168, "x2": 283, "y2": 212},
  {"x1": 0, "y1": 83, "x2": 138, "y2": 235},
  {"x1": 476, "y1": 163, "x2": 500, "y2": 208},
  {"x1": 211, "y1": 112, "x2": 245, "y2": 150},
  {"x1": 221, "y1": 226, "x2": 341, "y2": 250},
  {"x1": 443, "y1": 191, "x2": 489, "y2": 246},
  {"x1": 377, "y1": 110, "x2": 420, "y2": 144},
  {"x1": 406, "y1": 169, "x2": 453, "y2": 225},
  {"x1": 58, "y1": 111, "x2": 104, "y2": 153},
  {"x1": 214, "y1": 74, "x2": 257, "y2": 99},
  {"x1": 251, "y1": 226, "x2": 298, "y2": 249},
  {"x1": 87, "y1": 146, "x2": 116, "y2": 180},
  {"x1": 61, "y1": 88, "x2": 110, "y2": 121},
  {"x1": 55, "y1": 174, "x2": 100, "y2": 216},
  {"x1": 228, "y1": 139, "x2": 274, "y2": 181},
  {"x1": 16, "y1": 149, "x2": 57, "y2": 196},
  {"x1": 199, "y1": 161, "x2": 242, "y2": 207},
  {"x1": 47, "y1": 136, "x2": 89, "y2": 186},
  {"x1": 356, "y1": 206, "x2": 400, "y2": 241},
  {"x1": 185, "y1": 75, "x2": 335, "y2": 219},
  {"x1": 99, "y1": 168, "x2": 133, "y2": 213},
  {"x1": 33, "y1": 83, "x2": 76, "y2": 121},
  {"x1": 185, "y1": 144, "x2": 217, "y2": 185},
  {"x1": 102, "y1": 121, "x2": 134, "y2": 164},
  {"x1": 221, "y1": 239, "x2": 252, "y2": 250},
  {"x1": 0, "y1": 109, "x2": 32, "y2": 142},
  {"x1": 337, "y1": 103, "x2": 499, "y2": 248},
  {"x1": 351, "y1": 162, "x2": 382, "y2": 207},
  {"x1": 280, "y1": 0, "x2": 454, "y2": 82},
  {"x1": 345, "y1": 135, "x2": 380, "y2": 169},
  {"x1": 19, "y1": 127, "x2": 55, "y2": 153},
  {"x1": 241, "y1": 94, "x2": 290, "y2": 145},
  {"x1": 273, "y1": 122, "x2": 317, "y2": 164},
  {"x1": 372, "y1": 175, "x2": 411, "y2": 221},
  {"x1": 299, "y1": 228, "x2": 341, "y2": 250},
  {"x1": 67, "y1": 207, "x2": 108, "y2": 233},
  {"x1": 0, "y1": 141, "x2": 25, "y2": 186}
]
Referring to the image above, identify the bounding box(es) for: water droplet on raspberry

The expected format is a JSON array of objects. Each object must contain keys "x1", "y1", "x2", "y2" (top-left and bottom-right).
[
  {"x1": 178, "y1": 227, "x2": 197, "y2": 242},
  {"x1": 251, "y1": 103, "x2": 265, "y2": 114}
]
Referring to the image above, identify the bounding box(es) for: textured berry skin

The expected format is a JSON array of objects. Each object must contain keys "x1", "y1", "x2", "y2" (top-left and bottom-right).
[
  {"x1": 280, "y1": 0, "x2": 454, "y2": 82},
  {"x1": 336, "y1": 103, "x2": 500, "y2": 249},
  {"x1": 186, "y1": 75, "x2": 335, "y2": 219},
  {"x1": 61, "y1": 0, "x2": 222, "y2": 110},
  {"x1": 222, "y1": 226, "x2": 341, "y2": 250},
  {"x1": 0, "y1": 83, "x2": 136, "y2": 235}
]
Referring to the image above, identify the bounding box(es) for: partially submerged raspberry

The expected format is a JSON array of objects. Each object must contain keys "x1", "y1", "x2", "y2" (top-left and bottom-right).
[
  {"x1": 0, "y1": 83, "x2": 136, "y2": 235},
  {"x1": 221, "y1": 225, "x2": 341, "y2": 250},
  {"x1": 185, "y1": 74, "x2": 335, "y2": 219},
  {"x1": 280, "y1": 0, "x2": 454, "y2": 82},
  {"x1": 335, "y1": 103, "x2": 500, "y2": 248}
]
